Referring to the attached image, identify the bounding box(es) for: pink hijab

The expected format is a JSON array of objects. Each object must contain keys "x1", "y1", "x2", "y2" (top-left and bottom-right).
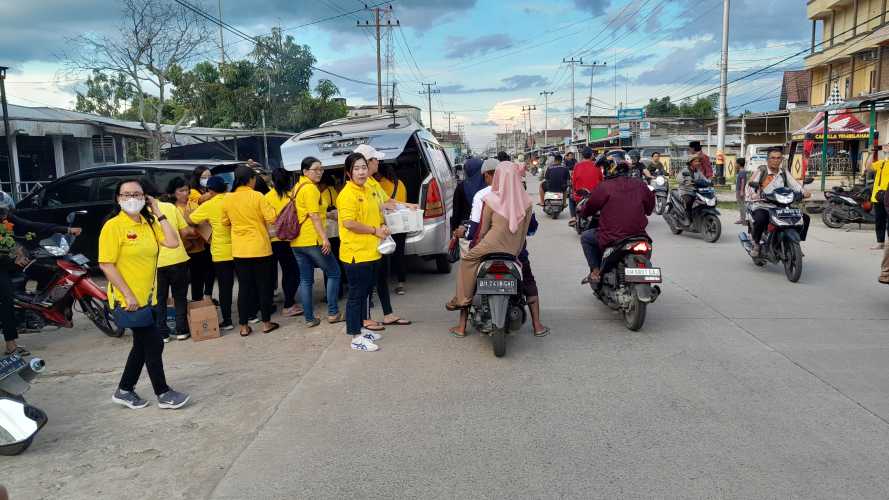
[{"x1": 483, "y1": 161, "x2": 532, "y2": 233}]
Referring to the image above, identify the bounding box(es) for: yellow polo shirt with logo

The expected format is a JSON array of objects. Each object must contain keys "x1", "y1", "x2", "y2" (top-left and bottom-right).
[
  {"x1": 189, "y1": 188, "x2": 203, "y2": 205},
  {"x1": 189, "y1": 194, "x2": 232, "y2": 262},
  {"x1": 871, "y1": 159, "x2": 889, "y2": 202},
  {"x1": 365, "y1": 176, "x2": 390, "y2": 206},
  {"x1": 222, "y1": 186, "x2": 277, "y2": 258},
  {"x1": 292, "y1": 176, "x2": 328, "y2": 248},
  {"x1": 156, "y1": 202, "x2": 190, "y2": 268},
  {"x1": 98, "y1": 211, "x2": 166, "y2": 308},
  {"x1": 378, "y1": 177, "x2": 407, "y2": 203},
  {"x1": 338, "y1": 181, "x2": 383, "y2": 264}
]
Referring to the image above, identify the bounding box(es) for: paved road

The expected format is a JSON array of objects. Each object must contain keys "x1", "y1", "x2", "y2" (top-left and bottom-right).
[{"x1": 208, "y1": 181, "x2": 889, "y2": 499}]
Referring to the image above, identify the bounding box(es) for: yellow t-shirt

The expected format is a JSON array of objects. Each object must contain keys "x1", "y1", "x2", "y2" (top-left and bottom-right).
[
  {"x1": 263, "y1": 188, "x2": 294, "y2": 243},
  {"x1": 176, "y1": 201, "x2": 206, "y2": 254},
  {"x1": 365, "y1": 176, "x2": 390, "y2": 206},
  {"x1": 338, "y1": 181, "x2": 383, "y2": 264},
  {"x1": 222, "y1": 186, "x2": 277, "y2": 258},
  {"x1": 98, "y1": 211, "x2": 166, "y2": 308},
  {"x1": 189, "y1": 188, "x2": 203, "y2": 205},
  {"x1": 871, "y1": 160, "x2": 889, "y2": 202},
  {"x1": 156, "y1": 202, "x2": 190, "y2": 268},
  {"x1": 377, "y1": 178, "x2": 407, "y2": 203},
  {"x1": 189, "y1": 194, "x2": 232, "y2": 262},
  {"x1": 292, "y1": 176, "x2": 326, "y2": 248}
]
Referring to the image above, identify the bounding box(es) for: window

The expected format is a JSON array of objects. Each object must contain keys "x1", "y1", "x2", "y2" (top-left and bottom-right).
[
  {"x1": 42, "y1": 177, "x2": 93, "y2": 208},
  {"x1": 152, "y1": 170, "x2": 189, "y2": 196},
  {"x1": 92, "y1": 135, "x2": 115, "y2": 165},
  {"x1": 870, "y1": 69, "x2": 877, "y2": 94},
  {"x1": 422, "y1": 141, "x2": 453, "y2": 181},
  {"x1": 95, "y1": 175, "x2": 139, "y2": 202}
]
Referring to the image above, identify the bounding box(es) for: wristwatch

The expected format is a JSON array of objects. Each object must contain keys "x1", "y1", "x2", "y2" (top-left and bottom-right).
[{"x1": 157, "y1": 215, "x2": 168, "y2": 222}]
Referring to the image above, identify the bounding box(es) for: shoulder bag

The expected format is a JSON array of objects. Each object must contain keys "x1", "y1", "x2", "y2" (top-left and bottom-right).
[
  {"x1": 274, "y1": 184, "x2": 309, "y2": 241},
  {"x1": 111, "y1": 226, "x2": 158, "y2": 328}
]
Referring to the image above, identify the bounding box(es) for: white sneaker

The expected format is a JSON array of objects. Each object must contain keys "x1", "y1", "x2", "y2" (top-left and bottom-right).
[
  {"x1": 361, "y1": 328, "x2": 383, "y2": 341},
  {"x1": 351, "y1": 335, "x2": 380, "y2": 352}
]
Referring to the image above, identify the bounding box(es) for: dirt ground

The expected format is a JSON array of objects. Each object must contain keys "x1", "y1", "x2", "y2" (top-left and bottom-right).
[{"x1": 1, "y1": 300, "x2": 340, "y2": 500}]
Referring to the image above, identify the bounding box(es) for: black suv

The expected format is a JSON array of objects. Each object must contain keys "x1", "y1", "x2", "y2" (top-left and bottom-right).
[{"x1": 14, "y1": 160, "x2": 269, "y2": 262}]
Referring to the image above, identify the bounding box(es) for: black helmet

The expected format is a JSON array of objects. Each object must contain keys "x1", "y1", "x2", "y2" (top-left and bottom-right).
[
  {"x1": 628, "y1": 149, "x2": 641, "y2": 162},
  {"x1": 603, "y1": 150, "x2": 630, "y2": 178}
]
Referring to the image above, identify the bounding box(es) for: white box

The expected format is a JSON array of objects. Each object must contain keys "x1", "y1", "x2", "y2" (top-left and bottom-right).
[{"x1": 384, "y1": 206, "x2": 424, "y2": 234}]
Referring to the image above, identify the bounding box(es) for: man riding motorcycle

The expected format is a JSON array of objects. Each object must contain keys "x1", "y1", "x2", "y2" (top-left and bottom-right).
[
  {"x1": 578, "y1": 152, "x2": 655, "y2": 284},
  {"x1": 627, "y1": 149, "x2": 652, "y2": 181},
  {"x1": 677, "y1": 157, "x2": 710, "y2": 225},
  {"x1": 747, "y1": 147, "x2": 811, "y2": 257},
  {"x1": 540, "y1": 153, "x2": 570, "y2": 206},
  {"x1": 569, "y1": 147, "x2": 604, "y2": 227}
]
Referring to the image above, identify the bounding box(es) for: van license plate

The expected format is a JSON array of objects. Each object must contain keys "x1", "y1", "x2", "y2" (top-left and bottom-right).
[
  {"x1": 477, "y1": 278, "x2": 517, "y2": 295},
  {"x1": 624, "y1": 267, "x2": 662, "y2": 283}
]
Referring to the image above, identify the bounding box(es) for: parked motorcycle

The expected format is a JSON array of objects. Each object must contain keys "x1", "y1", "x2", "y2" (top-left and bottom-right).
[
  {"x1": 543, "y1": 191, "x2": 567, "y2": 219},
  {"x1": 821, "y1": 184, "x2": 874, "y2": 228},
  {"x1": 739, "y1": 186, "x2": 809, "y2": 283},
  {"x1": 588, "y1": 236, "x2": 662, "y2": 331},
  {"x1": 0, "y1": 353, "x2": 47, "y2": 455},
  {"x1": 649, "y1": 175, "x2": 668, "y2": 215},
  {"x1": 468, "y1": 253, "x2": 527, "y2": 357},
  {"x1": 16, "y1": 212, "x2": 121, "y2": 337},
  {"x1": 662, "y1": 182, "x2": 722, "y2": 243}
]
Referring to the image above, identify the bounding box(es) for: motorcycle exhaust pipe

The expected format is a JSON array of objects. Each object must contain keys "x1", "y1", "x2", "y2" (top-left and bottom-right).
[{"x1": 29, "y1": 358, "x2": 45, "y2": 373}]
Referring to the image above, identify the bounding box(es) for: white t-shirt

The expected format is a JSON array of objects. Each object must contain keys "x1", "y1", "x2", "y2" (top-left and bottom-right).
[{"x1": 470, "y1": 186, "x2": 492, "y2": 224}]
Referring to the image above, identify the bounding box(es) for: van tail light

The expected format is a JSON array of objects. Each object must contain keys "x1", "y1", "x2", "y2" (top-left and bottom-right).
[
  {"x1": 767, "y1": 223, "x2": 777, "y2": 233},
  {"x1": 424, "y1": 178, "x2": 444, "y2": 219},
  {"x1": 629, "y1": 241, "x2": 651, "y2": 254}
]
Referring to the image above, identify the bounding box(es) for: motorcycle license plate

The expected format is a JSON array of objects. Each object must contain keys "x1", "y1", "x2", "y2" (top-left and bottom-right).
[
  {"x1": 0, "y1": 355, "x2": 26, "y2": 380},
  {"x1": 71, "y1": 254, "x2": 90, "y2": 266},
  {"x1": 623, "y1": 267, "x2": 662, "y2": 283},
  {"x1": 477, "y1": 278, "x2": 518, "y2": 295},
  {"x1": 776, "y1": 208, "x2": 801, "y2": 217}
]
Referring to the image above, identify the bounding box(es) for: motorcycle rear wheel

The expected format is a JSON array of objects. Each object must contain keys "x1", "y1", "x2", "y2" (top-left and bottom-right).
[
  {"x1": 623, "y1": 297, "x2": 647, "y2": 331},
  {"x1": 783, "y1": 242, "x2": 803, "y2": 283},
  {"x1": 80, "y1": 297, "x2": 124, "y2": 337},
  {"x1": 821, "y1": 207, "x2": 844, "y2": 229},
  {"x1": 492, "y1": 328, "x2": 507, "y2": 357}
]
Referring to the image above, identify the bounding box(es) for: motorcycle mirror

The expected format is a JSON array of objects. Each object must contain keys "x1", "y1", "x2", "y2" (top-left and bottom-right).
[
  {"x1": 0, "y1": 397, "x2": 47, "y2": 456},
  {"x1": 804, "y1": 176, "x2": 815, "y2": 185},
  {"x1": 65, "y1": 210, "x2": 87, "y2": 225}
]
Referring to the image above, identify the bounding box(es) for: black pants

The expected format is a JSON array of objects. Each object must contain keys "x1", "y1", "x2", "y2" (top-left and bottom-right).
[
  {"x1": 391, "y1": 233, "x2": 407, "y2": 283},
  {"x1": 156, "y1": 262, "x2": 189, "y2": 336},
  {"x1": 372, "y1": 253, "x2": 394, "y2": 316},
  {"x1": 271, "y1": 241, "x2": 299, "y2": 308},
  {"x1": 344, "y1": 260, "x2": 378, "y2": 335},
  {"x1": 0, "y1": 268, "x2": 16, "y2": 342},
  {"x1": 234, "y1": 256, "x2": 274, "y2": 325},
  {"x1": 119, "y1": 324, "x2": 170, "y2": 396},
  {"x1": 751, "y1": 209, "x2": 770, "y2": 242},
  {"x1": 188, "y1": 248, "x2": 215, "y2": 301},
  {"x1": 875, "y1": 201, "x2": 888, "y2": 244},
  {"x1": 215, "y1": 260, "x2": 235, "y2": 325}
]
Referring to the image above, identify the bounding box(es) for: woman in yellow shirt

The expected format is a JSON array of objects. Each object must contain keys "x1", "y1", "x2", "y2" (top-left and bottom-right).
[
  {"x1": 187, "y1": 167, "x2": 216, "y2": 298},
  {"x1": 263, "y1": 168, "x2": 301, "y2": 317},
  {"x1": 98, "y1": 179, "x2": 189, "y2": 410},
  {"x1": 292, "y1": 157, "x2": 342, "y2": 327},
  {"x1": 187, "y1": 176, "x2": 235, "y2": 330},
  {"x1": 339, "y1": 152, "x2": 390, "y2": 352},
  {"x1": 222, "y1": 166, "x2": 278, "y2": 336},
  {"x1": 189, "y1": 166, "x2": 213, "y2": 205}
]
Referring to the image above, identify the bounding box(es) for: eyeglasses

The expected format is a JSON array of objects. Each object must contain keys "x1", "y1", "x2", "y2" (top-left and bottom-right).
[
  {"x1": 306, "y1": 167, "x2": 324, "y2": 173},
  {"x1": 118, "y1": 193, "x2": 145, "y2": 199}
]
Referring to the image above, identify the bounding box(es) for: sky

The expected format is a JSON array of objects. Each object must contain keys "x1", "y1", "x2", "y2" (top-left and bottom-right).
[{"x1": 0, "y1": 0, "x2": 811, "y2": 151}]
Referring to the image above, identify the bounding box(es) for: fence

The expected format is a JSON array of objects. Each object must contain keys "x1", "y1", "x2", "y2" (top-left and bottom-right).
[{"x1": 0, "y1": 181, "x2": 47, "y2": 201}]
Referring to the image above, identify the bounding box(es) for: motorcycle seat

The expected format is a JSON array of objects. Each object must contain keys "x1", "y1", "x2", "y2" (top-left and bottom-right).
[
  {"x1": 480, "y1": 253, "x2": 517, "y2": 262},
  {"x1": 604, "y1": 234, "x2": 651, "y2": 251}
]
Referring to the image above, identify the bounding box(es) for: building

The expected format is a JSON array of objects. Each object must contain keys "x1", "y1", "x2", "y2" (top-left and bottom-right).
[
  {"x1": 347, "y1": 104, "x2": 424, "y2": 125},
  {"x1": 496, "y1": 129, "x2": 529, "y2": 154},
  {"x1": 529, "y1": 129, "x2": 572, "y2": 149},
  {"x1": 780, "y1": 70, "x2": 811, "y2": 109}
]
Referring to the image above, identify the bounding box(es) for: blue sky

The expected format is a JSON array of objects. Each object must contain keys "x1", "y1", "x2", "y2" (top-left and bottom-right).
[{"x1": 1, "y1": 0, "x2": 810, "y2": 150}]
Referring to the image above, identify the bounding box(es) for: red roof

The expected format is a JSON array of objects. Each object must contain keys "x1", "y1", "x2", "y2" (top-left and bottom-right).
[{"x1": 780, "y1": 70, "x2": 810, "y2": 109}]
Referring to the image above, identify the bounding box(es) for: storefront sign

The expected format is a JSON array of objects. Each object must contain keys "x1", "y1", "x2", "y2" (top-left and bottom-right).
[{"x1": 792, "y1": 132, "x2": 869, "y2": 140}]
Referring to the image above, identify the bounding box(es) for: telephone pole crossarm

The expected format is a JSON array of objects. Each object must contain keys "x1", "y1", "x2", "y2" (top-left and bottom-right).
[{"x1": 418, "y1": 82, "x2": 440, "y2": 131}]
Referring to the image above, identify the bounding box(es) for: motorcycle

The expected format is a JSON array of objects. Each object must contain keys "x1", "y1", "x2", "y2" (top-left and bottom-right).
[
  {"x1": 738, "y1": 186, "x2": 808, "y2": 283},
  {"x1": 543, "y1": 191, "x2": 567, "y2": 219},
  {"x1": 821, "y1": 184, "x2": 874, "y2": 229},
  {"x1": 662, "y1": 182, "x2": 722, "y2": 243},
  {"x1": 15, "y1": 212, "x2": 121, "y2": 337},
  {"x1": 588, "y1": 235, "x2": 662, "y2": 331},
  {"x1": 573, "y1": 189, "x2": 596, "y2": 235},
  {"x1": 0, "y1": 353, "x2": 47, "y2": 455},
  {"x1": 468, "y1": 253, "x2": 527, "y2": 357},
  {"x1": 649, "y1": 175, "x2": 668, "y2": 215}
]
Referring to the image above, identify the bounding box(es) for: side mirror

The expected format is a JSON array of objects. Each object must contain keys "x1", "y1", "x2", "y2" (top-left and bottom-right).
[
  {"x1": 66, "y1": 210, "x2": 87, "y2": 225},
  {"x1": 0, "y1": 397, "x2": 47, "y2": 455},
  {"x1": 804, "y1": 176, "x2": 815, "y2": 185}
]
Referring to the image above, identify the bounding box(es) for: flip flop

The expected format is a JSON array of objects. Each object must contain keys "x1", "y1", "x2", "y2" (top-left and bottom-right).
[
  {"x1": 4, "y1": 345, "x2": 30, "y2": 356},
  {"x1": 363, "y1": 322, "x2": 385, "y2": 331},
  {"x1": 239, "y1": 326, "x2": 252, "y2": 337},
  {"x1": 449, "y1": 327, "x2": 467, "y2": 338},
  {"x1": 383, "y1": 318, "x2": 412, "y2": 326},
  {"x1": 533, "y1": 327, "x2": 551, "y2": 338},
  {"x1": 262, "y1": 322, "x2": 280, "y2": 334},
  {"x1": 327, "y1": 312, "x2": 345, "y2": 324}
]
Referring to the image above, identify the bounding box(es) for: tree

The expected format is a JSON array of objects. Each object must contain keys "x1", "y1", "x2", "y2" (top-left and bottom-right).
[
  {"x1": 678, "y1": 94, "x2": 717, "y2": 119},
  {"x1": 289, "y1": 80, "x2": 348, "y2": 131},
  {"x1": 645, "y1": 96, "x2": 679, "y2": 117},
  {"x1": 74, "y1": 71, "x2": 135, "y2": 117},
  {"x1": 251, "y1": 28, "x2": 316, "y2": 130},
  {"x1": 65, "y1": 0, "x2": 212, "y2": 158}
]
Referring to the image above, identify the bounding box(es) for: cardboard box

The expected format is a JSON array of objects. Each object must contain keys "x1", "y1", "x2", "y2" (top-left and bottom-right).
[{"x1": 188, "y1": 299, "x2": 220, "y2": 341}]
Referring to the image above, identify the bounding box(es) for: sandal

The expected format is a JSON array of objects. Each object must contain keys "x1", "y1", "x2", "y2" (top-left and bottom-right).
[
  {"x1": 445, "y1": 300, "x2": 470, "y2": 311},
  {"x1": 383, "y1": 317, "x2": 412, "y2": 326},
  {"x1": 305, "y1": 318, "x2": 321, "y2": 328},
  {"x1": 4, "y1": 345, "x2": 30, "y2": 356},
  {"x1": 327, "y1": 312, "x2": 345, "y2": 324},
  {"x1": 363, "y1": 320, "x2": 385, "y2": 331},
  {"x1": 262, "y1": 322, "x2": 280, "y2": 334},
  {"x1": 449, "y1": 327, "x2": 467, "y2": 338},
  {"x1": 239, "y1": 326, "x2": 252, "y2": 337},
  {"x1": 533, "y1": 327, "x2": 551, "y2": 338}
]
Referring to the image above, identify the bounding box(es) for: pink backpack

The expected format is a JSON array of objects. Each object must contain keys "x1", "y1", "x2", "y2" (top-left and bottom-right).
[{"x1": 274, "y1": 184, "x2": 308, "y2": 241}]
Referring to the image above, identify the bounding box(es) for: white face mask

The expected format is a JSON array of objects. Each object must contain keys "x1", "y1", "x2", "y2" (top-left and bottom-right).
[
  {"x1": 200, "y1": 178, "x2": 209, "y2": 187},
  {"x1": 120, "y1": 198, "x2": 145, "y2": 215}
]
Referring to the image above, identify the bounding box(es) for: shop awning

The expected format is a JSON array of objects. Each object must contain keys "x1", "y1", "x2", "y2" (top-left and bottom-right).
[{"x1": 792, "y1": 111, "x2": 870, "y2": 140}]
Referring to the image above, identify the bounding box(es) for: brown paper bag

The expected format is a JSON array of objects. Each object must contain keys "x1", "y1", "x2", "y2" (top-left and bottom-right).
[{"x1": 188, "y1": 299, "x2": 220, "y2": 341}]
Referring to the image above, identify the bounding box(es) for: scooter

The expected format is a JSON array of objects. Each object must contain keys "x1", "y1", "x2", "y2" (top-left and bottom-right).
[
  {"x1": 468, "y1": 253, "x2": 527, "y2": 357},
  {"x1": 543, "y1": 191, "x2": 568, "y2": 219},
  {"x1": 662, "y1": 182, "x2": 722, "y2": 243},
  {"x1": 650, "y1": 175, "x2": 668, "y2": 215},
  {"x1": 573, "y1": 189, "x2": 597, "y2": 235},
  {"x1": 588, "y1": 235, "x2": 662, "y2": 331},
  {"x1": 15, "y1": 212, "x2": 121, "y2": 337},
  {"x1": 739, "y1": 186, "x2": 808, "y2": 283},
  {"x1": 0, "y1": 353, "x2": 47, "y2": 455},
  {"x1": 821, "y1": 184, "x2": 874, "y2": 228}
]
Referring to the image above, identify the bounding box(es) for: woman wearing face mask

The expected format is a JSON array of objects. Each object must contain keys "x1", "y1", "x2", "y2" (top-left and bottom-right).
[
  {"x1": 99, "y1": 179, "x2": 190, "y2": 410},
  {"x1": 187, "y1": 166, "x2": 215, "y2": 302},
  {"x1": 222, "y1": 166, "x2": 279, "y2": 336}
]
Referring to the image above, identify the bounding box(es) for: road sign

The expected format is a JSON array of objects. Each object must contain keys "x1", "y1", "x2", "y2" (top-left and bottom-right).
[
  {"x1": 619, "y1": 123, "x2": 631, "y2": 139},
  {"x1": 639, "y1": 120, "x2": 650, "y2": 130},
  {"x1": 617, "y1": 108, "x2": 644, "y2": 121}
]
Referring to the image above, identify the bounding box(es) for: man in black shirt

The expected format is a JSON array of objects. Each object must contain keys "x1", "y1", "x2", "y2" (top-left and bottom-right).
[{"x1": 540, "y1": 154, "x2": 570, "y2": 205}]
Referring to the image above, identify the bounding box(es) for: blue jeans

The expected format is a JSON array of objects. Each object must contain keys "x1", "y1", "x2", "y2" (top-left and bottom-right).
[
  {"x1": 344, "y1": 260, "x2": 379, "y2": 335},
  {"x1": 580, "y1": 228, "x2": 601, "y2": 270},
  {"x1": 568, "y1": 197, "x2": 577, "y2": 218},
  {"x1": 293, "y1": 246, "x2": 341, "y2": 322}
]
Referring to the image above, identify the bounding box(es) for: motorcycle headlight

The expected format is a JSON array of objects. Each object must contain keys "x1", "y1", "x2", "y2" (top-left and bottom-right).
[
  {"x1": 655, "y1": 177, "x2": 665, "y2": 186},
  {"x1": 706, "y1": 198, "x2": 716, "y2": 207},
  {"x1": 44, "y1": 246, "x2": 66, "y2": 257},
  {"x1": 776, "y1": 193, "x2": 794, "y2": 204}
]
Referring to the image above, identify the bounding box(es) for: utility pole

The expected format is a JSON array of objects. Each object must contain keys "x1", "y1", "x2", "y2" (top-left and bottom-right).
[
  {"x1": 418, "y1": 82, "x2": 439, "y2": 131},
  {"x1": 521, "y1": 105, "x2": 536, "y2": 150},
  {"x1": 539, "y1": 90, "x2": 554, "y2": 148},
  {"x1": 443, "y1": 111, "x2": 455, "y2": 134},
  {"x1": 717, "y1": 0, "x2": 731, "y2": 182},
  {"x1": 580, "y1": 61, "x2": 606, "y2": 146},
  {"x1": 218, "y1": 0, "x2": 226, "y2": 67},
  {"x1": 359, "y1": 4, "x2": 397, "y2": 113},
  {"x1": 0, "y1": 66, "x2": 17, "y2": 199},
  {"x1": 563, "y1": 57, "x2": 583, "y2": 142}
]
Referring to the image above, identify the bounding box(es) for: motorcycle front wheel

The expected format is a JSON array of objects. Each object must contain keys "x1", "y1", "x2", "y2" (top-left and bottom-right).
[
  {"x1": 702, "y1": 214, "x2": 722, "y2": 243},
  {"x1": 655, "y1": 197, "x2": 665, "y2": 215},
  {"x1": 80, "y1": 297, "x2": 124, "y2": 337},
  {"x1": 623, "y1": 296, "x2": 647, "y2": 331},
  {"x1": 821, "y1": 206, "x2": 845, "y2": 228},
  {"x1": 783, "y1": 241, "x2": 803, "y2": 283}
]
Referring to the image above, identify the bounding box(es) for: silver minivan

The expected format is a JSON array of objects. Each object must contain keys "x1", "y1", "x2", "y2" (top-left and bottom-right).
[{"x1": 280, "y1": 114, "x2": 457, "y2": 273}]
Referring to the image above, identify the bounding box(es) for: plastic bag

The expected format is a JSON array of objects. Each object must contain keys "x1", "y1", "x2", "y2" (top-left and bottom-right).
[{"x1": 378, "y1": 235, "x2": 396, "y2": 255}]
